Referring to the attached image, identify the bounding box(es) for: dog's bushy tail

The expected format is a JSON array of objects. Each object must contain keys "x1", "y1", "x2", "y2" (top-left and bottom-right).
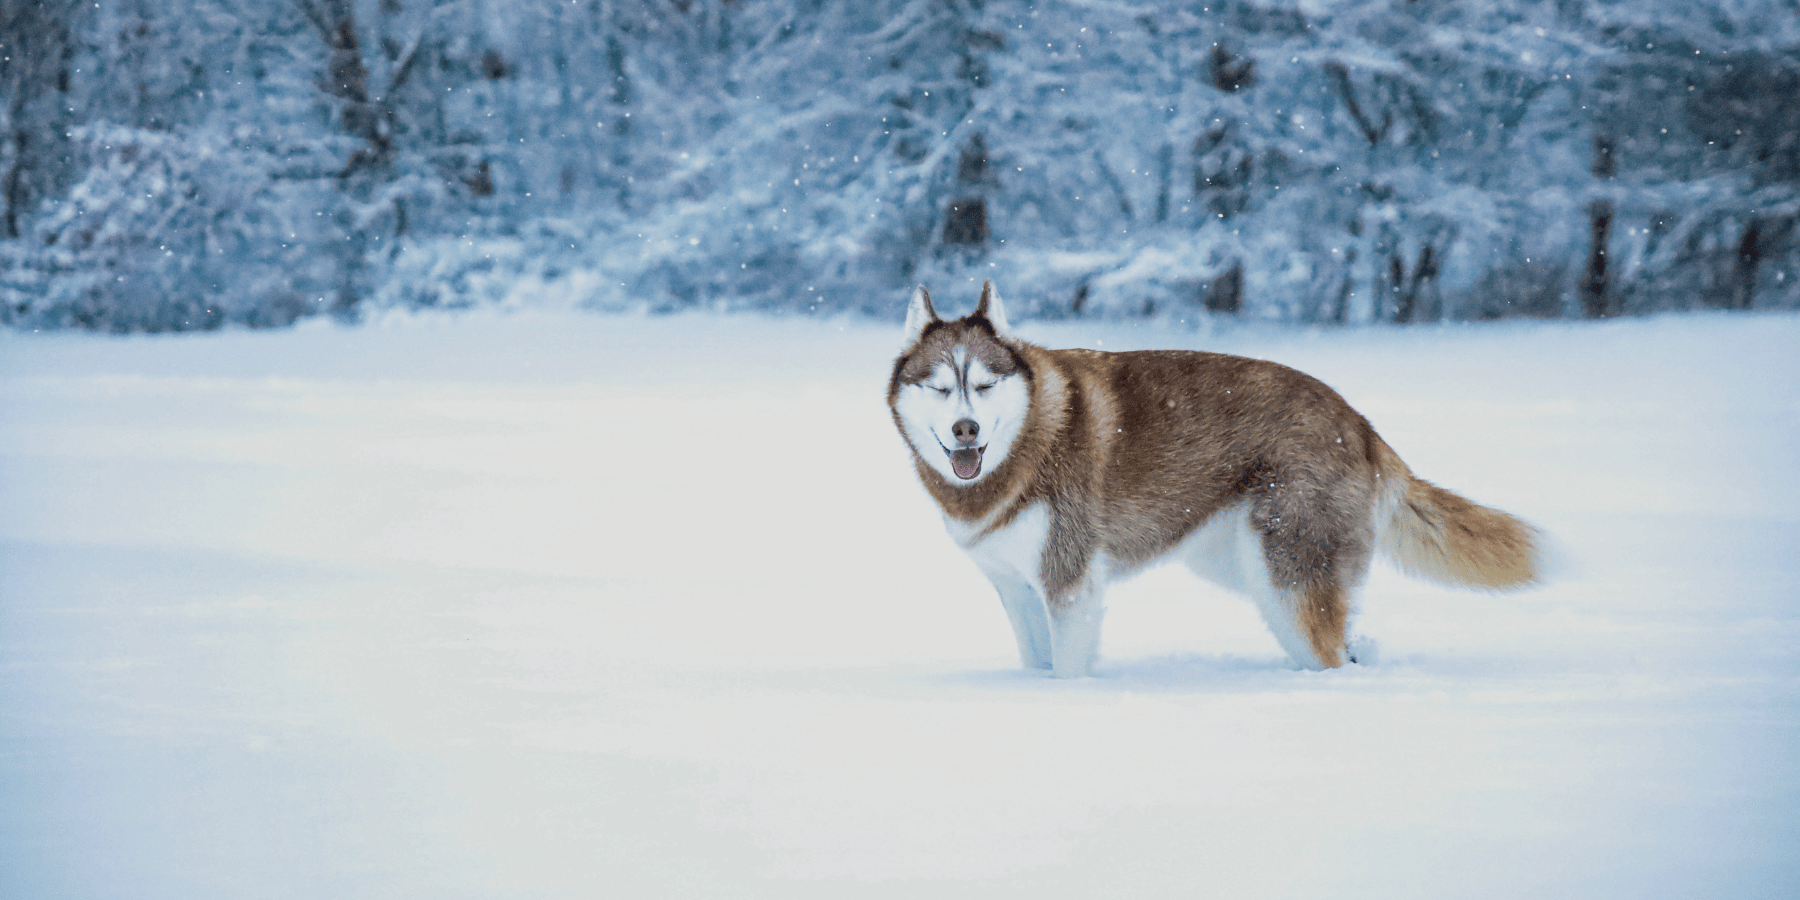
[{"x1": 1372, "y1": 439, "x2": 1544, "y2": 591}]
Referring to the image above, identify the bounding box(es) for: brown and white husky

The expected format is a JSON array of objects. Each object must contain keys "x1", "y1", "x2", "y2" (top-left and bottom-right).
[{"x1": 888, "y1": 281, "x2": 1546, "y2": 677}]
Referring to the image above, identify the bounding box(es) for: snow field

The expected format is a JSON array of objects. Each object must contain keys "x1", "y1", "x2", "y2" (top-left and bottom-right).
[{"x1": 2, "y1": 309, "x2": 1797, "y2": 898}]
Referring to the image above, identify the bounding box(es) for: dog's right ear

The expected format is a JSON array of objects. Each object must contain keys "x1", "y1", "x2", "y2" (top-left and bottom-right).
[{"x1": 901, "y1": 285, "x2": 939, "y2": 348}]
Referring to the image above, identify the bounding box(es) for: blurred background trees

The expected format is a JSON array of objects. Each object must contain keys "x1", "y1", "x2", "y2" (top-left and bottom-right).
[{"x1": 3, "y1": 0, "x2": 1796, "y2": 331}]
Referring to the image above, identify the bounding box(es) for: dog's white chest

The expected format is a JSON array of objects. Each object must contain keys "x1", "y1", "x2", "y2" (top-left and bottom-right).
[{"x1": 943, "y1": 502, "x2": 1051, "y2": 580}]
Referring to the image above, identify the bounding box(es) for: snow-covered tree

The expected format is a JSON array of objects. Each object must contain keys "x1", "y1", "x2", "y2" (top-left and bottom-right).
[
  {"x1": 4, "y1": 0, "x2": 1796, "y2": 331},
  {"x1": 1, "y1": 0, "x2": 84, "y2": 240}
]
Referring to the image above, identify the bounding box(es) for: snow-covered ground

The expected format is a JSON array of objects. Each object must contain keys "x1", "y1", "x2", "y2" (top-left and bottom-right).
[{"x1": 2, "y1": 307, "x2": 1797, "y2": 899}]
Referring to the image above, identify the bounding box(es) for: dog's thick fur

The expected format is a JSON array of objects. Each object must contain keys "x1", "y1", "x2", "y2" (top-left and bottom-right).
[{"x1": 888, "y1": 281, "x2": 1544, "y2": 677}]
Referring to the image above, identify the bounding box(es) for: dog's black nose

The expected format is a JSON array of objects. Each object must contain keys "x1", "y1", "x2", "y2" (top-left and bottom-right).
[{"x1": 952, "y1": 418, "x2": 980, "y2": 445}]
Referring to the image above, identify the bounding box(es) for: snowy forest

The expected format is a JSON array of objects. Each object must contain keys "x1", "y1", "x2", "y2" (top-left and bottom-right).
[
  {"x1": 5, "y1": 3, "x2": 1800, "y2": 894},
  {"x1": 3, "y1": 0, "x2": 1799, "y2": 331}
]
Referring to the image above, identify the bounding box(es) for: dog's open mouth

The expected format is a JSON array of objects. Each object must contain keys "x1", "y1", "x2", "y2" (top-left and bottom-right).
[{"x1": 947, "y1": 445, "x2": 985, "y2": 480}]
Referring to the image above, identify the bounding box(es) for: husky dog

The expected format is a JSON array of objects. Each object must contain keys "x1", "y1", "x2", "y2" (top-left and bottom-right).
[{"x1": 888, "y1": 281, "x2": 1545, "y2": 677}]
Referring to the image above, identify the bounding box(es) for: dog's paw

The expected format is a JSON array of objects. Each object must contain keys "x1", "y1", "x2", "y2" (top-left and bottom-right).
[{"x1": 1346, "y1": 635, "x2": 1381, "y2": 667}]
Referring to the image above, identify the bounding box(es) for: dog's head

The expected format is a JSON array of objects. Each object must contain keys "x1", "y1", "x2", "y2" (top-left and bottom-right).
[{"x1": 888, "y1": 281, "x2": 1031, "y2": 485}]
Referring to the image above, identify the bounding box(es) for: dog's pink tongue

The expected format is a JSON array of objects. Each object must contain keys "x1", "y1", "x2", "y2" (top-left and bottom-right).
[{"x1": 950, "y1": 447, "x2": 983, "y2": 480}]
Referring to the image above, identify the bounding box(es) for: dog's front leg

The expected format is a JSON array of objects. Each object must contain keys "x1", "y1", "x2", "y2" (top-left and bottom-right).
[
  {"x1": 1045, "y1": 577, "x2": 1105, "y2": 679},
  {"x1": 980, "y1": 568, "x2": 1053, "y2": 670}
]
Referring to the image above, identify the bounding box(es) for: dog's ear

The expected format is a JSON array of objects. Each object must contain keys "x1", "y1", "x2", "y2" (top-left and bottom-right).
[
  {"x1": 902, "y1": 285, "x2": 940, "y2": 347},
  {"x1": 972, "y1": 280, "x2": 1012, "y2": 337}
]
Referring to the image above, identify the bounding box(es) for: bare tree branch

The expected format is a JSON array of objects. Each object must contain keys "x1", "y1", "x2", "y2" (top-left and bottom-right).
[
  {"x1": 386, "y1": 31, "x2": 427, "y2": 97},
  {"x1": 1324, "y1": 62, "x2": 1387, "y2": 147}
]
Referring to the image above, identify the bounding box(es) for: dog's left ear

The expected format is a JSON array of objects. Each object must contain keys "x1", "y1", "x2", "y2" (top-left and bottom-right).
[
  {"x1": 972, "y1": 280, "x2": 1012, "y2": 337},
  {"x1": 902, "y1": 285, "x2": 940, "y2": 348}
]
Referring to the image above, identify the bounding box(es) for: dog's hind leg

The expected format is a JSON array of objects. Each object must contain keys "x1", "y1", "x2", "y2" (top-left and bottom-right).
[
  {"x1": 982, "y1": 569, "x2": 1053, "y2": 670},
  {"x1": 1240, "y1": 572, "x2": 1352, "y2": 669},
  {"x1": 1248, "y1": 487, "x2": 1375, "y2": 670},
  {"x1": 1258, "y1": 552, "x2": 1370, "y2": 669},
  {"x1": 1180, "y1": 502, "x2": 1332, "y2": 667},
  {"x1": 1237, "y1": 561, "x2": 1335, "y2": 669}
]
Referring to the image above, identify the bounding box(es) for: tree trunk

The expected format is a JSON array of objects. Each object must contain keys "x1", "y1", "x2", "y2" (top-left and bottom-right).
[
  {"x1": 1583, "y1": 133, "x2": 1617, "y2": 318},
  {"x1": 1204, "y1": 262, "x2": 1242, "y2": 315},
  {"x1": 1582, "y1": 200, "x2": 1614, "y2": 318},
  {"x1": 942, "y1": 198, "x2": 987, "y2": 246},
  {"x1": 1733, "y1": 217, "x2": 1761, "y2": 311}
]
